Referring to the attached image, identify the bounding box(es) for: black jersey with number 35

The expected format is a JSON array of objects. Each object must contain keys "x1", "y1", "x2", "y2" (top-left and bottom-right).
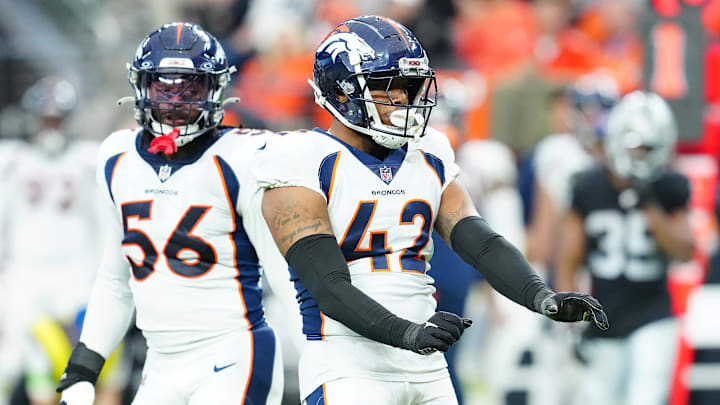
[{"x1": 570, "y1": 165, "x2": 691, "y2": 338}]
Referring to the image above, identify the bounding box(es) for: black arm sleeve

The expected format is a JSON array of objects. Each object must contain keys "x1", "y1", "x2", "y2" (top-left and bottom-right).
[
  {"x1": 450, "y1": 216, "x2": 553, "y2": 312},
  {"x1": 285, "y1": 233, "x2": 415, "y2": 348}
]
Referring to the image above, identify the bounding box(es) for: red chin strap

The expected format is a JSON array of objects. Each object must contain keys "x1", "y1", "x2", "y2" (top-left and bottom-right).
[{"x1": 147, "y1": 128, "x2": 180, "y2": 155}]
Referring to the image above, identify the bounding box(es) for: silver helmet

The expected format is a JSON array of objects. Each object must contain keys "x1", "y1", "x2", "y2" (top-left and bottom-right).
[{"x1": 604, "y1": 91, "x2": 677, "y2": 182}]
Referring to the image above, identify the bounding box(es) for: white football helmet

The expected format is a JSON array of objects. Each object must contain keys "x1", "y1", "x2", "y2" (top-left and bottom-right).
[{"x1": 604, "y1": 91, "x2": 677, "y2": 182}]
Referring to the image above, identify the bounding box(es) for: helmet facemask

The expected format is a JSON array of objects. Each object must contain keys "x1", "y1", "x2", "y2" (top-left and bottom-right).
[
  {"x1": 129, "y1": 68, "x2": 230, "y2": 147},
  {"x1": 311, "y1": 58, "x2": 437, "y2": 150},
  {"x1": 354, "y1": 71, "x2": 436, "y2": 149},
  {"x1": 610, "y1": 123, "x2": 671, "y2": 183}
]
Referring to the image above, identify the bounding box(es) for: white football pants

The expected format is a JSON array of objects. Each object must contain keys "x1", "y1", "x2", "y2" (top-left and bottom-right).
[
  {"x1": 575, "y1": 317, "x2": 678, "y2": 405},
  {"x1": 302, "y1": 375, "x2": 458, "y2": 405},
  {"x1": 132, "y1": 325, "x2": 283, "y2": 405}
]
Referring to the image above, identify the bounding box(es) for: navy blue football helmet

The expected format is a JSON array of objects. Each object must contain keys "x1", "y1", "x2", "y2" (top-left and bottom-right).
[
  {"x1": 569, "y1": 72, "x2": 620, "y2": 145},
  {"x1": 310, "y1": 15, "x2": 437, "y2": 149},
  {"x1": 128, "y1": 22, "x2": 235, "y2": 146}
]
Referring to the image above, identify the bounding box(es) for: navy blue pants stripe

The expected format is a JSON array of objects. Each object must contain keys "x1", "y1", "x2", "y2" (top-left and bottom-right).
[{"x1": 244, "y1": 325, "x2": 276, "y2": 404}]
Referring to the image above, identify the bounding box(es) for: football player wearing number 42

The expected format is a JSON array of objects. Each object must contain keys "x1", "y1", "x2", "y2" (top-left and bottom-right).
[
  {"x1": 55, "y1": 23, "x2": 289, "y2": 405},
  {"x1": 556, "y1": 91, "x2": 695, "y2": 405},
  {"x1": 252, "y1": 15, "x2": 609, "y2": 405}
]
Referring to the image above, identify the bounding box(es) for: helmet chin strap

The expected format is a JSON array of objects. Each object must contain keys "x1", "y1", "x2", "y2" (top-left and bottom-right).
[
  {"x1": 323, "y1": 101, "x2": 413, "y2": 149},
  {"x1": 370, "y1": 132, "x2": 409, "y2": 149},
  {"x1": 116, "y1": 96, "x2": 135, "y2": 106},
  {"x1": 308, "y1": 79, "x2": 327, "y2": 107},
  {"x1": 116, "y1": 95, "x2": 204, "y2": 146}
]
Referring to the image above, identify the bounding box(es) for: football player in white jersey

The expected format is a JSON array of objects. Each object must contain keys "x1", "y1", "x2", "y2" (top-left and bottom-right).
[
  {"x1": 0, "y1": 76, "x2": 122, "y2": 405},
  {"x1": 55, "y1": 23, "x2": 285, "y2": 405},
  {"x1": 252, "y1": 15, "x2": 610, "y2": 405}
]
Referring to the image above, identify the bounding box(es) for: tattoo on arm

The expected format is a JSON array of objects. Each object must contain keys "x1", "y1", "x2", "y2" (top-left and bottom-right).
[
  {"x1": 435, "y1": 180, "x2": 479, "y2": 244},
  {"x1": 262, "y1": 187, "x2": 334, "y2": 255},
  {"x1": 275, "y1": 218, "x2": 325, "y2": 249},
  {"x1": 435, "y1": 208, "x2": 465, "y2": 242}
]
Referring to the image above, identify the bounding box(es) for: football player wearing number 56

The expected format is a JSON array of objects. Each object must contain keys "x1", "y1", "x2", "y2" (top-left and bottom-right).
[
  {"x1": 54, "y1": 23, "x2": 288, "y2": 405},
  {"x1": 253, "y1": 15, "x2": 609, "y2": 405},
  {"x1": 556, "y1": 91, "x2": 695, "y2": 405}
]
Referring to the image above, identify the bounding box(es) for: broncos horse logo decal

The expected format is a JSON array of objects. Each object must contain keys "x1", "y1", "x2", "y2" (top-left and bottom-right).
[{"x1": 317, "y1": 32, "x2": 376, "y2": 63}]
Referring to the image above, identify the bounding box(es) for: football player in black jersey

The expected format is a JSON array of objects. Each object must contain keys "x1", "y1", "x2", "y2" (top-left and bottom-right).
[{"x1": 555, "y1": 91, "x2": 695, "y2": 405}]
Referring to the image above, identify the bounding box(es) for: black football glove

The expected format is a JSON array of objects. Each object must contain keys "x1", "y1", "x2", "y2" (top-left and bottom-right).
[
  {"x1": 402, "y1": 311, "x2": 472, "y2": 355},
  {"x1": 539, "y1": 292, "x2": 609, "y2": 331}
]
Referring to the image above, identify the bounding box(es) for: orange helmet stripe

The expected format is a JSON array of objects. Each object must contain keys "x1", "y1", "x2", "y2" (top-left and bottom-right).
[
  {"x1": 176, "y1": 22, "x2": 184, "y2": 45},
  {"x1": 322, "y1": 24, "x2": 350, "y2": 42}
]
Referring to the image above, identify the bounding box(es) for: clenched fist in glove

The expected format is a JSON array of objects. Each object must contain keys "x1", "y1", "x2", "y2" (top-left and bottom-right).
[{"x1": 403, "y1": 311, "x2": 473, "y2": 355}]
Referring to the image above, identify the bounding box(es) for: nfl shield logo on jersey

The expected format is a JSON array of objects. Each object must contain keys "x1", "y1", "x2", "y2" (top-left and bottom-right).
[
  {"x1": 158, "y1": 164, "x2": 172, "y2": 182},
  {"x1": 379, "y1": 166, "x2": 393, "y2": 183}
]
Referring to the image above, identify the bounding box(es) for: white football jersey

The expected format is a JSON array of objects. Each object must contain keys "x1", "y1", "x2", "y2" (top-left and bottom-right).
[
  {"x1": 1, "y1": 140, "x2": 101, "y2": 269},
  {"x1": 533, "y1": 133, "x2": 594, "y2": 212},
  {"x1": 252, "y1": 127, "x2": 460, "y2": 397},
  {"x1": 81, "y1": 127, "x2": 285, "y2": 356},
  {"x1": 0, "y1": 139, "x2": 102, "y2": 321},
  {"x1": 0, "y1": 139, "x2": 103, "y2": 387}
]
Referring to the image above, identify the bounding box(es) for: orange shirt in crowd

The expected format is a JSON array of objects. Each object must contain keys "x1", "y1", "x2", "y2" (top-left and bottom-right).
[
  {"x1": 233, "y1": 53, "x2": 315, "y2": 126},
  {"x1": 576, "y1": 6, "x2": 643, "y2": 93}
]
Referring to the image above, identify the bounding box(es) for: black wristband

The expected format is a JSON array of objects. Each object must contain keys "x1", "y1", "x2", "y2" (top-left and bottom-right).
[
  {"x1": 56, "y1": 342, "x2": 105, "y2": 392},
  {"x1": 450, "y1": 216, "x2": 549, "y2": 312},
  {"x1": 285, "y1": 233, "x2": 414, "y2": 349}
]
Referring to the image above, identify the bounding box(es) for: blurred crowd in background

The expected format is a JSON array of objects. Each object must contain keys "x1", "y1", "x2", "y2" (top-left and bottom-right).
[
  {"x1": 0, "y1": 0, "x2": 651, "y2": 142},
  {"x1": 2, "y1": 0, "x2": 720, "y2": 405}
]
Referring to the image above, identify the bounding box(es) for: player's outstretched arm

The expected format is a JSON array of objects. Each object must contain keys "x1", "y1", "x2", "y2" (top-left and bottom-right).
[
  {"x1": 436, "y1": 179, "x2": 609, "y2": 330},
  {"x1": 261, "y1": 186, "x2": 470, "y2": 354},
  {"x1": 57, "y1": 204, "x2": 135, "y2": 403}
]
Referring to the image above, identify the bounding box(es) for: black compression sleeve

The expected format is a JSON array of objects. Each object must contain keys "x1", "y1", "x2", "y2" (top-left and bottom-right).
[
  {"x1": 285, "y1": 233, "x2": 415, "y2": 348},
  {"x1": 450, "y1": 216, "x2": 553, "y2": 312}
]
